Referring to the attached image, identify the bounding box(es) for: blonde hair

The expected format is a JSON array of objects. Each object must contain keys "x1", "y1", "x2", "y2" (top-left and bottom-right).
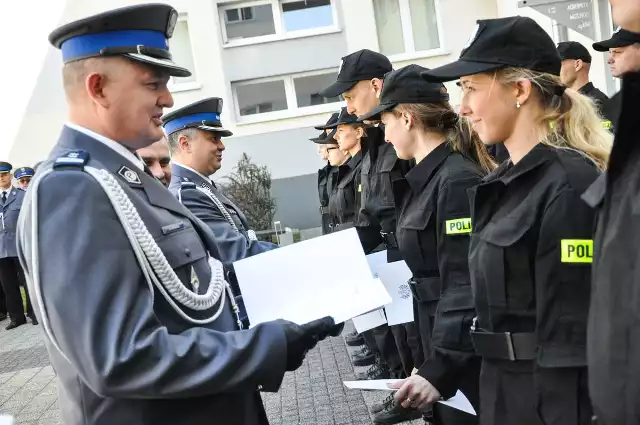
[
  {"x1": 394, "y1": 103, "x2": 496, "y2": 173},
  {"x1": 495, "y1": 68, "x2": 612, "y2": 171}
]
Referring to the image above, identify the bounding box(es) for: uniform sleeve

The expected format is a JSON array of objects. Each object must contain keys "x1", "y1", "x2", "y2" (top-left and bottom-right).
[
  {"x1": 535, "y1": 187, "x2": 595, "y2": 368},
  {"x1": 417, "y1": 174, "x2": 479, "y2": 399},
  {"x1": 19, "y1": 171, "x2": 288, "y2": 399},
  {"x1": 180, "y1": 188, "x2": 277, "y2": 264}
]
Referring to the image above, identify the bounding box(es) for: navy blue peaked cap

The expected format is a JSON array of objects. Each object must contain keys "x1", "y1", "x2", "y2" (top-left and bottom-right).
[
  {"x1": 162, "y1": 97, "x2": 233, "y2": 137},
  {"x1": 48, "y1": 3, "x2": 191, "y2": 77}
]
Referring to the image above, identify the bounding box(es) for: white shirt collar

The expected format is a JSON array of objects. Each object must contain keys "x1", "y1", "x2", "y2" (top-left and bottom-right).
[
  {"x1": 65, "y1": 122, "x2": 144, "y2": 171},
  {"x1": 172, "y1": 161, "x2": 213, "y2": 186}
]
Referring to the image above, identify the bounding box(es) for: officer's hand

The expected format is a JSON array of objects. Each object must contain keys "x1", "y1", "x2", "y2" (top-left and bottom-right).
[
  {"x1": 278, "y1": 317, "x2": 342, "y2": 371},
  {"x1": 388, "y1": 375, "x2": 441, "y2": 409}
]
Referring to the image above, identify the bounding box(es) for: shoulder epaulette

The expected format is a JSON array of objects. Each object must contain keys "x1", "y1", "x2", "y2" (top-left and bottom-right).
[{"x1": 53, "y1": 150, "x2": 90, "y2": 170}]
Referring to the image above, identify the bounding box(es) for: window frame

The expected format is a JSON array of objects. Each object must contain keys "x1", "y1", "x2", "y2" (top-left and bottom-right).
[
  {"x1": 167, "y1": 13, "x2": 202, "y2": 93},
  {"x1": 218, "y1": 0, "x2": 341, "y2": 48},
  {"x1": 373, "y1": 0, "x2": 447, "y2": 62},
  {"x1": 231, "y1": 68, "x2": 345, "y2": 124}
]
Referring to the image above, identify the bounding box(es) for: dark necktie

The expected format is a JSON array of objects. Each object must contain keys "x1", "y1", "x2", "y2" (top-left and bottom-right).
[{"x1": 1, "y1": 192, "x2": 6, "y2": 204}]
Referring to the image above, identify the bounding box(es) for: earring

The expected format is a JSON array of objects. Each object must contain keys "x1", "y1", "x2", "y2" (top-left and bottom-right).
[{"x1": 516, "y1": 101, "x2": 521, "y2": 109}]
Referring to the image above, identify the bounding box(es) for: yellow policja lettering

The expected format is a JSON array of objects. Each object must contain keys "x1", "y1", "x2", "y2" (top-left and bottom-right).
[
  {"x1": 445, "y1": 218, "x2": 472, "y2": 235},
  {"x1": 560, "y1": 239, "x2": 593, "y2": 263}
]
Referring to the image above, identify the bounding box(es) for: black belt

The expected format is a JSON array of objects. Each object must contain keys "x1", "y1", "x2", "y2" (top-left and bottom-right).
[
  {"x1": 380, "y1": 231, "x2": 398, "y2": 249},
  {"x1": 470, "y1": 330, "x2": 536, "y2": 361},
  {"x1": 408, "y1": 277, "x2": 441, "y2": 302}
]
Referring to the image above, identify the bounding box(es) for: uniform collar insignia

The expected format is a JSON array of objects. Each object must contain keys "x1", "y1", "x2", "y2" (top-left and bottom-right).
[{"x1": 118, "y1": 165, "x2": 142, "y2": 185}]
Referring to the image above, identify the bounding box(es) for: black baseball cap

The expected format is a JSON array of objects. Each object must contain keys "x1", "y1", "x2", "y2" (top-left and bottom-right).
[
  {"x1": 316, "y1": 107, "x2": 360, "y2": 129},
  {"x1": 593, "y1": 27, "x2": 640, "y2": 51},
  {"x1": 319, "y1": 49, "x2": 392, "y2": 98},
  {"x1": 557, "y1": 41, "x2": 592, "y2": 63},
  {"x1": 359, "y1": 65, "x2": 449, "y2": 121},
  {"x1": 311, "y1": 113, "x2": 339, "y2": 144},
  {"x1": 422, "y1": 16, "x2": 561, "y2": 83}
]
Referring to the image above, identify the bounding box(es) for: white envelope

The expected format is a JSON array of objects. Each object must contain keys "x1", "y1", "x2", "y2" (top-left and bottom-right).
[
  {"x1": 352, "y1": 307, "x2": 387, "y2": 333},
  {"x1": 372, "y1": 260, "x2": 414, "y2": 325}
]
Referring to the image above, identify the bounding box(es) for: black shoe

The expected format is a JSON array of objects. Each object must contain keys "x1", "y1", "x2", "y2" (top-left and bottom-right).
[
  {"x1": 0, "y1": 313, "x2": 6, "y2": 321},
  {"x1": 355, "y1": 360, "x2": 391, "y2": 381},
  {"x1": 371, "y1": 393, "x2": 395, "y2": 414},
  {"x1": 5, "y1": 320, "x2": 26, "y2": 331},
  {"x1": 351, "y1": 346, "x2": 376, "y2": 366},
  {"x1": 373, "y1": 400, "x2": 422, "y2": 424},
  {"x1": 345, "y1": 331, "x2": 365, "y2": 347},
  {"x1": 29, "y1": 315, "x2": 38, "y2": 325}
]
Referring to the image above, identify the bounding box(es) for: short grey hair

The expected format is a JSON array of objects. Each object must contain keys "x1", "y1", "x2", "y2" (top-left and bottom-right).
[{"x1": 167, "y1": 127, "x2": 199, "y2": 154}]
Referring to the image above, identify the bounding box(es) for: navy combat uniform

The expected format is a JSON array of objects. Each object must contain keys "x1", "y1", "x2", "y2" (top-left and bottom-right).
[
  {"x1": 0, "y1": 162, "x2": 36, "y2": 330},
  {"x1": 14, "y1": 167, "x2": 35, "y2": 190},
  {"x1": 425, "y1": 17, "x2": 598, "y2": 425},
  {"x1": 362, "y1": 65, "x2": 480, "y2": 425},
  {"x1": 163, "y1": 97, "x2": 278, "y2": 264},
  {"x1": 557, "y1": 41, "x2": 609, "y2": 119},
  {"x1": 18, "y1": 6, "x2": 338, "y2": 425},
  {"x1": 321, "y1": 50, "x2": 412, "y2": 382},
  {"x1": 312, "y1": 113, "x2": 339, "y2": 235},
  {"x1": 584, "y1": 75, "x2": 640, "y2": 425}
]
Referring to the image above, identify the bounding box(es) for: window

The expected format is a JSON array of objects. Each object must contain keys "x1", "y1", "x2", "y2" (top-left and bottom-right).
[
  {"x1": 232, "y1": 70, "x2": 341, "y2": 119},
  {"x1": 236, "y1": 80, "x2": 288, "y2": 116},
  {"x1": 373, "y1": 0, "x2": 440, "y2": 57},
  {"x1": 219, "y1": 0, "x2": 338, "y2": 45},
  {"x1": 168, "y1": 17, "x2": 197, "y2": 85},
  {"x1": 282, "y1": 0, "x2": 333, "y2": 32},
  {"x1": 294, "y1": 73, "x2": 340, "y2": 107}
]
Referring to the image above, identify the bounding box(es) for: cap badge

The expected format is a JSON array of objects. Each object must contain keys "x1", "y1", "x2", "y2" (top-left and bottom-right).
[
  {"x1": 463, "y1": 24, "x2": 480, "y2": 50},
  {"x1": 118, "y1": 166, "x2": 142, "y2": 185},
  {"x1": 167, "y1": 9, "x2": 178, "y2": 37}
]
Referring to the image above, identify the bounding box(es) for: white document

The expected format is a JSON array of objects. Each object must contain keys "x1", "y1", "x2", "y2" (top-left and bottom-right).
[
  {"x1": 352, "y1": 307, "x2": 387, "y2": 333},
  {"x1": 234, "y1": 229, "x2": 392, "y2": 326},
  {"x1": 366, "y1": 250, "x2": 388, "y2": 277},
  {"x1": 372, "y1": 260, "x2": 415, "y2": 325},
  {"x1": 343, "y1": 379, "x2": 404, "y2": 391},
  {"x1": 438, "y1": 391, "x2": 477, "y2": 416},
  {"x1": 343, "y1": 380, "x2": 476, "y2": 416}
]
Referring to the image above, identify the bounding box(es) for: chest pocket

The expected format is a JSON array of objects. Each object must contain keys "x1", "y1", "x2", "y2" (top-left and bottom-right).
[
  {"x1": 155, "y1": 225, "x2": 208, "y2": 289},
  {"x1": 374, "y1": 153, "x2": 398, "y2": 207},
  {"x1": 399, "y1": 205, "x2": 436, "y2": 271},
  {"x1": 471, "y1": 205, "x2": 538, "y2": 313}
]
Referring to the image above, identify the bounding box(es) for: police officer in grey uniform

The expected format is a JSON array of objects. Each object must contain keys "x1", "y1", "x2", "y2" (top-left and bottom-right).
[
  {"x1": 17, "y1": 5, "x2": 341, "y2": 425},
  {"x1": 14, "y1": 167, "x2": 35, "y2": 190},
  {"x1": 0, "y1": 162, "x2": 37, "y2": 330},
  {"x1": 164, "y1": 97, "x2": 278, "y2": 264}
]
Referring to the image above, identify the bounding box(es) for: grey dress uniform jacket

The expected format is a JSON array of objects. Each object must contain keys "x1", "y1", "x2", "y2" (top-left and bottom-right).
[
  {"x1": 0, "y1": 187, "x2": 25, "y2": 258},
  {"x1": 169, "y1": 163, "x2": 277, "y2": 265},
  {"x1": 17, "y1": 126, "x2": 288, "y2": 425}
]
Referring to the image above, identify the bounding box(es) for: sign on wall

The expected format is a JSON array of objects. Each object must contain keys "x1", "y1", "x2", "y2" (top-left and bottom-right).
[{"x1": 518, "y1": 0, "x2": 596, "y2": 39}]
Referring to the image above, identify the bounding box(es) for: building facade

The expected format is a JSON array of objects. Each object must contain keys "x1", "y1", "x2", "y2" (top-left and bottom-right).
[{"x1": 8, "y1": 0, "x2": 620, "y2": 232}]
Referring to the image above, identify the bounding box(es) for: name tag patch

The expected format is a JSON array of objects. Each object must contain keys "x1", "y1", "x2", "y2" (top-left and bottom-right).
[
  {"x1": 446, "y1": 218, "x2": 472, "y2": 235},
  {"x1": 161, "y1": 222, "x2": 185, "y2": 235},
  {"x1": 561, "y1": 239, "x2": 593, "y2": 263}
]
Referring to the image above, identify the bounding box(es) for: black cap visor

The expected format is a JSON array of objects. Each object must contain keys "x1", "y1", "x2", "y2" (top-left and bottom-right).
[
  {"x1": 311, "y1": 128, "x2": 338, "y2": 144},
  {"x1": 319, "y1": 80, "x2": 357, "y2": 98},
  {"x1": 593, "y1": 38, "x2": 636, "y2": 52},
  {"x1": 421, "y1": 59, "x2": 504, "y2": 83},
  {"x1": 126, "y1": 53, "x2": 192, "y2": 77},
  {"x1": 358, "y1": 102, "x2": 397, "y2": 122},
  {"x1": 198, "y1": 124, "x2": 233, "y2": 138}
]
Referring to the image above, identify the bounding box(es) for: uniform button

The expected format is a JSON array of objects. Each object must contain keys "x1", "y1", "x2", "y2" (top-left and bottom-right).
[{"x1": 184, "y1": 248, "x2": 191, "y2": 257}]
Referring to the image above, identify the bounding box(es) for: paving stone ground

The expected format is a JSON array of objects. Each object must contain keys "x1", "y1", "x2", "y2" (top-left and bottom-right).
[{"x1": 0, "y1": 320, "x2": 422, "y2": 425}]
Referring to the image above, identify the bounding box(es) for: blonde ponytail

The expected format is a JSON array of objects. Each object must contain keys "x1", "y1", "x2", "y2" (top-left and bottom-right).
[{"x1": 496, "y1": 68, "x2": 612, "y2": 171}]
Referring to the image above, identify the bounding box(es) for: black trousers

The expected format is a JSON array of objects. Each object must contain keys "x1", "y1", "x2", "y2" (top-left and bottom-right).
[
  {"x1": 415, "y1": 299, "x2": 480, "y2": 425},
  {"x1": 0, "y1": 283, "x2": 6, "y2": 314},
  {"x1": 479, "y1": 360, "x2": 591, "y2": 425},
  {"x1": 390, "y1": 322, "x2": 423, "y2": 376},
  {"x1": 0, "y1": 257, "x2": 33, "y2": 322},
  {"x1": 372, "y1": 324, "x2": 405, "y2": 376}
]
